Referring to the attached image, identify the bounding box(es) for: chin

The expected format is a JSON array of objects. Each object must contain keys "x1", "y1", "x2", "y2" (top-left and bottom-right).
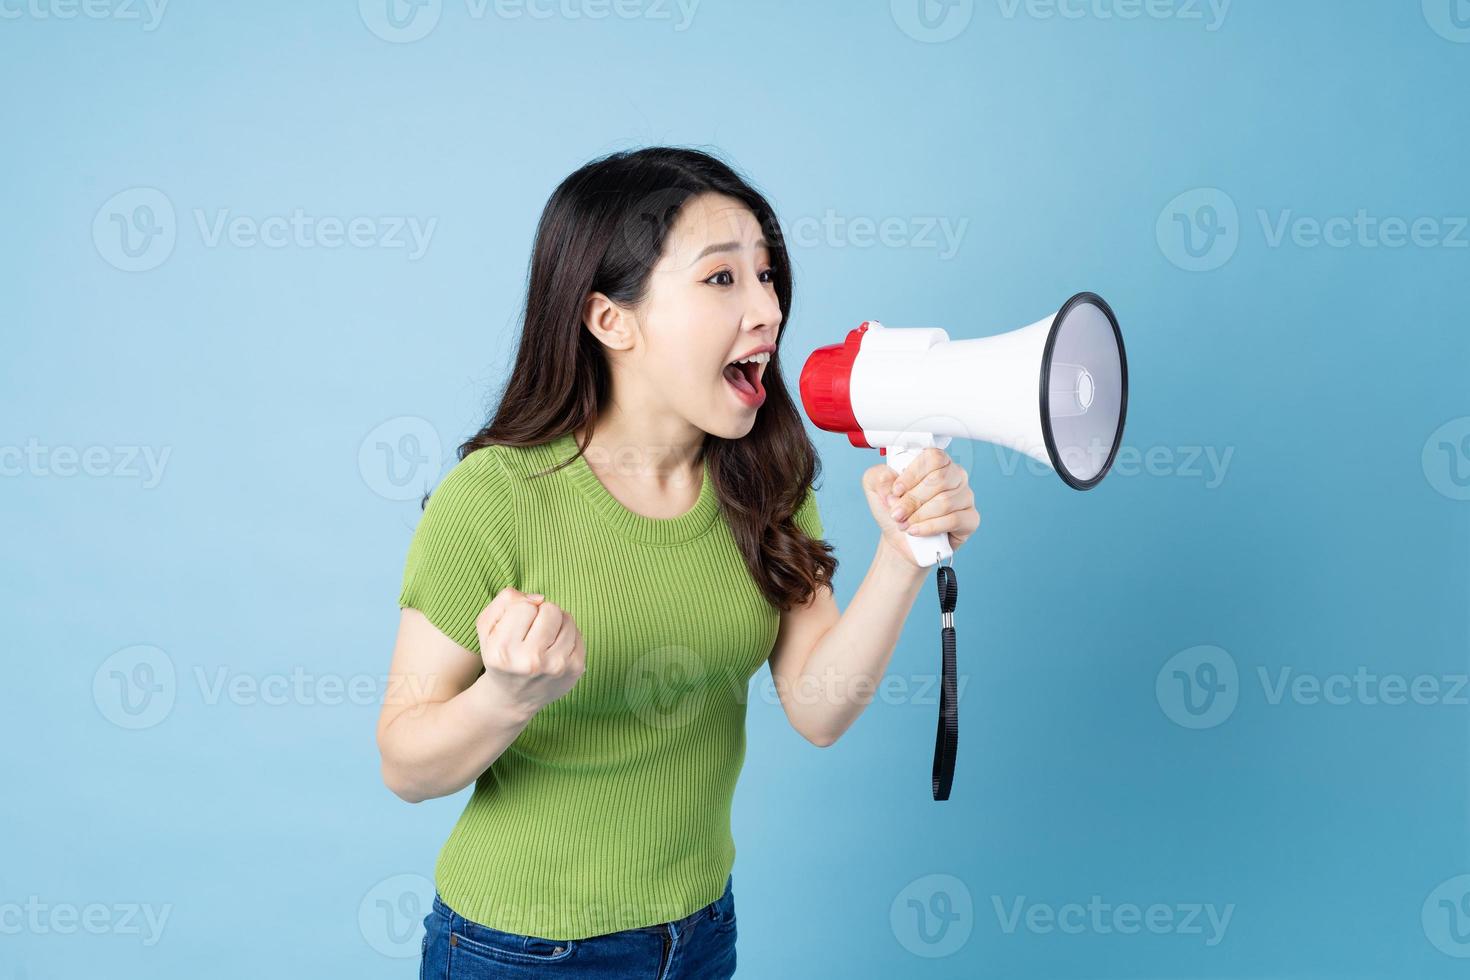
[{"x1": 702, "y1": 411, "x2": 759, "y2": 441}]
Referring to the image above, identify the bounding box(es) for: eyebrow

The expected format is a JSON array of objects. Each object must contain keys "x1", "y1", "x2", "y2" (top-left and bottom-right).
[{"x1": 693, "y1": 238, "x2": 770, "y2": 262}]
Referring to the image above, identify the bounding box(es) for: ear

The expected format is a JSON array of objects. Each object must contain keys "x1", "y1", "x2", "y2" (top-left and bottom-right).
[{"x1": 582, "y1": 291, "x2": 636, "y2": 352}]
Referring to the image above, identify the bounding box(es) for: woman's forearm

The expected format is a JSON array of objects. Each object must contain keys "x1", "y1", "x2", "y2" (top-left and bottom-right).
[
  {"x1": 379, "y1": 674, "x2": 539, "y2": 803},
  {"x1": 789, "y1": 544, "x2": 931, "y2": 745}
]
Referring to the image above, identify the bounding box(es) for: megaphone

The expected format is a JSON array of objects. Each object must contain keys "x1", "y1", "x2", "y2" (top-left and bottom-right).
[
  {"x1": 798, "y1": 291, "x2": 1128, "y2": 802},
  {"x1": 799, "y1": 291, "x2": 1129, "y2": 568}
]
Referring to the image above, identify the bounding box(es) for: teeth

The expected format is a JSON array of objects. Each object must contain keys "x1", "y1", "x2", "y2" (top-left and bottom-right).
[{"x1": 732, "y1": 351, "x2": 771, "y2": 366}]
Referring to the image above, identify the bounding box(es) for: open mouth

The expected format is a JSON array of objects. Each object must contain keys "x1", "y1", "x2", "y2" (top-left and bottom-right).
[{"x1": 722, "y1": 352, "x2": 769, "y2": 403}]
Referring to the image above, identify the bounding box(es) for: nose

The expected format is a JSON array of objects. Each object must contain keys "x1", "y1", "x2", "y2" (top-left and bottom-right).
[{"x1": 740, "y1": 274, "x2": 782, "y2": 338}]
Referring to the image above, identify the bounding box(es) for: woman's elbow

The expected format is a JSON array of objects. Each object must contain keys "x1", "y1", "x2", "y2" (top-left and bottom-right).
[
  {"x1": 803, "y1": 727, "x2": 839, "y2": 748},
  {"x1": 788, "y1": 707, "x2": 841, "y2": 747},
  {"x1": 379, "y1": 755, "x2": 427, "y2": 804},
  {"x1": 377, "y1": 728, "x2": 432, "y2": 803}
]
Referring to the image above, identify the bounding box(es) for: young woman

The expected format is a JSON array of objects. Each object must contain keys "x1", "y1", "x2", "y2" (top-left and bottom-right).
[{"x1": 376, "y1": 146, "x2": 980, "y2": 979}]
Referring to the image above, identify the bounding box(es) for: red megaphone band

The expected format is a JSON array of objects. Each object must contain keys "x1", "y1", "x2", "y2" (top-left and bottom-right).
[{"x1": 798, "y1": 322, "x2": 873, "y2": 450}]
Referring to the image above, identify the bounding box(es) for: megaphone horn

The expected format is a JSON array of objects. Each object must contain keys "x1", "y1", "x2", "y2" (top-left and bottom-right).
[{"x1": 799, "y1": 291, "x2": 1129, "y2": 568}]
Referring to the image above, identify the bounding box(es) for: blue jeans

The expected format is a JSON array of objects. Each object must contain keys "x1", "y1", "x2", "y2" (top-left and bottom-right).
[{"x1": 420, "y1": 875, "x2": 737, "y2": 979}]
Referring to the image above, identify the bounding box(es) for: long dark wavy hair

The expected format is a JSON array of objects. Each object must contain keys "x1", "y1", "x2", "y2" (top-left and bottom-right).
[{"x1": 448, "y1": 146, "x2": 836, "y2": 611}]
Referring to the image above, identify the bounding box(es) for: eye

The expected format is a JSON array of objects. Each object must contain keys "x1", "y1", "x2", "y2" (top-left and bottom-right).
[{"x1": 704, "y1": 267, "x2": 778, "y2": 287}]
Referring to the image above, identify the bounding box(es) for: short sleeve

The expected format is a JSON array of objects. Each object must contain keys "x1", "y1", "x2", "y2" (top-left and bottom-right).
[
  {"x1": 792, "y1": 484, "x2": 824, "y2": 540},
  {"x1": 398, "y1": 448, "x2": 518, "y2": 655}
]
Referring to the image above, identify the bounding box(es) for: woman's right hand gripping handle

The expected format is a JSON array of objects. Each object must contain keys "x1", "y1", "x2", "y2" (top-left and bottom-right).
[{"x1": 376, "y1": 588, "x2": 586, "y2": 804}]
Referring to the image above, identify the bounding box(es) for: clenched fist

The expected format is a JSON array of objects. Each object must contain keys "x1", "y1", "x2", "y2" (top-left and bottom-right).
[{"x1": 474, "y1": 587, "x2": 586, "y2": 718}]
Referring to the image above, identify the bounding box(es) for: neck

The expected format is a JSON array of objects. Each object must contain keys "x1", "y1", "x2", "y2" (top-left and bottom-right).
[{"x1": 573, "y1": 403, "x2": 705, "y2": 491}]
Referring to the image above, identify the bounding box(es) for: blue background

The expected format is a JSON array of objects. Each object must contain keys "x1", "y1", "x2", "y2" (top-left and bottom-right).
[{"x1": 3, "y1": 1, "x2": 1467, "y2": 977}]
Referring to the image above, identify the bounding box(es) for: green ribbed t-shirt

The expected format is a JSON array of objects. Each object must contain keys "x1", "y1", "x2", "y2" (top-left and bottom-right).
[{"x1": 397, "y1": 430, "x2": 824, "y2": 941}]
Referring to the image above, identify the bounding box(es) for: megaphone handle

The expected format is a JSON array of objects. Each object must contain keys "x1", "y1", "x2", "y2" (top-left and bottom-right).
[{"x1": 885, "y1": 446, "x2": 954, "y2": 568}]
